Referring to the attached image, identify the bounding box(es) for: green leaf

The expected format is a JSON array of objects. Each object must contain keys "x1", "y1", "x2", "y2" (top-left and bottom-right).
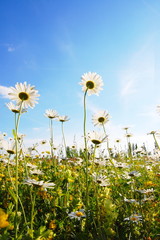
[{"x1": 12, "y1": 129, "x2": 17, "y2": 139}]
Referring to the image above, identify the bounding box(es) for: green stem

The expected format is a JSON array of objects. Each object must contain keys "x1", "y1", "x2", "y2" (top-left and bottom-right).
[
  {"x1": 30, "y1": 188, "x2": 36, "y2": 239},
  {"x1": 102, "y1": 124, "x2": 110, "y2": 157},
  {"x1": 83, "y1": 89, "x2": 89, "y2": 232},
  {"x1": 61, "y1": 122, "x2": 67, "y2": 157},
  {"x1": 49, "y1": 118, "x2": 54, "y2": 160},
  {"x1": 14, "y1": 102, "x2": 23, "y2": 239}
]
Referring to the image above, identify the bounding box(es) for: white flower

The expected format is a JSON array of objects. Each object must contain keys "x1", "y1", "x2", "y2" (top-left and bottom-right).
[
  {"x1": 40, "y1": 140, "x2": 47, "y2": 145},
  {"x1": 128, "y1": 171, "x2": 141, "y2": 177},
  {"x1": 30, "y1": 169, "x2": 44, "y2": 175},
  {"x1": 136, "y1": 188, "x2": 154, "y2": 194},
  {"x1": 8, "y1": 82, "x2": 40, "y2": 108},
  {"x1": 79, "y1": 72, "x2": 103, "y2": 96},
  {"x1": 92, "y1": 173, "x2": 110, "y2": 187},
  {"x1": 6, "y1": 102, "x2": 27, "y2": 113},
  {"x1": 124, "y1": 214, "x2": 142, "y2": 222},
  {"x1": 94, "y1": 158, "x2": 106, "y2": 166},
  {"x1": 124, "y1": 198, "x2": 138, "y2": 204},
  {"x1": 68, "y1": 209, "x2": 86, "y2": 220},
  {"x1": 92, "y1": 110, "x2": 110, "y2": 126},
  {"x1": 2, "y1": 139, "x2": 16, "y2": 154},
  {"x1": 88, "y1": 131, "x2": 107, "y2": 145},
  {"x1": 26, "y1": 163, "x2": 37, "y2": 169},
  {"x1": 58, "y1": 115, "x2": 70, "y2": 122},
  {"x1": 23, "y1": 178, "x2": 55, "y2": 189},
  {"x1": 44, "y1": 109, "x2": 58, "y2": 119}
]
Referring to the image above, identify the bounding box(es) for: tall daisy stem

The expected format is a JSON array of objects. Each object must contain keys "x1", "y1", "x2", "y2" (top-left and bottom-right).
[
  {"x1": 49, "y1": 118, "x2": 54, "y2": 161},
  {"x1": 61, "y1": 122, "x2": 67, "y2": 157},
  {"x1": 14, "y1": 102, "x2": 23, "y2": 239},
  {"x1": 83, "y1": 89, "x2": 89, "y2": 231},
  {"x1": 102, "y1": 124, "x2": 110, "y2": 157}
]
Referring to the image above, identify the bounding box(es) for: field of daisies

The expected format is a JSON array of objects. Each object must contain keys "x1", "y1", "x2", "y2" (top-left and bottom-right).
[{"x1": 0, "y1": 72, "x2": 160, "y2": 240}]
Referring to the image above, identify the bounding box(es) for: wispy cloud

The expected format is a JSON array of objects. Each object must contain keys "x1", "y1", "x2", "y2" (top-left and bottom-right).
[
  {"x1": 7, "y1": 46, "x2": 15, "y2": 52},
  {"x1": 0, "y1": 85, "x2": 10, "y2": 99},
  {"x1": 119, "y1": 38, "x2": 156, "y2": 99},
  {"x1": 0, "y1": 43, "x2": 16, "y2": 52},
  {"x1": 120, "y1": 79, "x2": 137, "y2": 96}
]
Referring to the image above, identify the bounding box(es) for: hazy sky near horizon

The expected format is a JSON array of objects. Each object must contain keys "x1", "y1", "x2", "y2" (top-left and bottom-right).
[{"x1": 0, "y1": 0, "x2": 160, "y2": 150}]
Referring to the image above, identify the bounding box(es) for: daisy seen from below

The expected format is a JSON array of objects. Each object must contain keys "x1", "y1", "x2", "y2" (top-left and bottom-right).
[
  {"x1": 92, "y1": 110, "x2": 110, "y2": 126},
  {"x1": 6, "y1": 102, "x2": 27, "y2": 114},
  {"x1": 2, "y1": 139, "x2": 16, "y2": 155},
  {"x1": 79, "y1": 72, "x2": 103, "y2": 96},
  {"x1": 58, "y1": 115, "x2": 70, "y2": 122},
  {"x1": 44, "y1": 109, "x2": 58, "y2": 119},
  {"x1": 8, "y1": 82, "x2": 40, "y2": 108},
  {"x1": 88, "y1": 131, "x2": 107, "y2": 145}
]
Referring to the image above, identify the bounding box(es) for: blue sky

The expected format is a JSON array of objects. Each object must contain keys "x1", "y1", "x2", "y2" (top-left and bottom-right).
[{"x1": 0, "y1": 0, "x2": 160, "y2": 151}]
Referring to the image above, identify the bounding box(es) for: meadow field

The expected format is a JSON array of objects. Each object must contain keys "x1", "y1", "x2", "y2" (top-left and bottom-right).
[{"x1": 0, "y1": 73, "x2": 160, "y2": 240}]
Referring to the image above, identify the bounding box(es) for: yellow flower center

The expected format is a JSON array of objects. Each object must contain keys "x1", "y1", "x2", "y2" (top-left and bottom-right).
[
  {"x1": 130, "y1": 215, "x2": 138, "y2": 221},
  {"x1": 98, "y1": 117, "x2": 105, "y2": 123},
  {"x1": 91, "y1": 139, "x2": 101, "y2": 145},
  {"x1": 86, "y1": 81, "x2": 94, "y2": 89},
  {"x1": 12, "y1": 109, "x2": 19, "y2": 113},
  {"x1": 76, "y1": 211, "x2": 84, "y2": 217},
  {"x1": 19, "y1": 92, "x2": 29, "y2": 101},
  {"x1": 7, "y1": 150, "x2": 15, "y2": 154}
]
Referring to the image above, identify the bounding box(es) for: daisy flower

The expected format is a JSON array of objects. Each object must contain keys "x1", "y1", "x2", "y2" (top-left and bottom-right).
[
  {"x1": 58, "y1": 115, "x2": 70, "y2": 122},
  {"x1": 23, "y1": 178, "x2": 55, "y2": 189},
  {"x1": 124, "y1": 214, "x2": 142, "y2": 222},
  {"x1": 88, "y1": 131, "x2": 107, "y2": 145},
  {"x1": 92, "y1": 173, "x2": 110, "y2": 187},
  {"x1": 92, "y1": 110, "x2": 110, "y2": 126},
  {"x1": 79, "y1": 72, "x2": 103, "y2": 96},
  {"x1": 68, "y1": 209, "x2": 86, "y2": 220},
  {"x1": 6, "y1": 102, "x2": 27, "y2": 114},
  {"x1": 136, "y1": 188, "x2": 154, "y2": 194},
  {"x1": 2, "y1": 139, "x2": 16, "y2": 154},
  {"x1": 8, "y1": 82, "x2": 40, "y2": 108},
  {"x1": 40, "y1": 140, "x2": 47, "y2": 145},
  {"x1": 128, "y1": 171, "x2": 141, "y2": 177},
  {"x1": 30, "y1": 169, "x2": 44, "y2": 175},
  {"x1": 44, "y1": 109, "x2": 58, "y2": 119}
]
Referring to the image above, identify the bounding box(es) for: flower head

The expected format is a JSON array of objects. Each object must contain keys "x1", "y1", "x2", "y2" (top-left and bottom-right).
[
  {"x1": 44, "y1": 109, "x2": 58, "y2": 119},
  {"x1": 79, "y1": 72, "x2": 103, "y2": 96},
  {"x1": 6, "y1": 102, "x2": 27, "y2": 113},
  {"x1": 68, "y1": 209, "x2": 86, "y2": 220},
  {"x1": 23, "y1": 178, "x2": 55, "y2": 189},
  {"x1": 58, "y1": 115, "x2": 70, "y2": 122},
  {"x1": 92, "y1": 110, "x2": 110, "y2": 126},
  {"x1": 124, "y1": 214, "x2": 142, "y2": 222},
  {"x1": 2, "y1": 139, "x2": 16, "y2": 154},
  {"x1": 8, "y1": 82, "x2": 40, "y2": 108},
  {"x1": 92, "y1": 173, "x2": 110, "y2": 187},
  {"x1": 88, "y1": 131, "x2": 107, "y2": 145}
]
